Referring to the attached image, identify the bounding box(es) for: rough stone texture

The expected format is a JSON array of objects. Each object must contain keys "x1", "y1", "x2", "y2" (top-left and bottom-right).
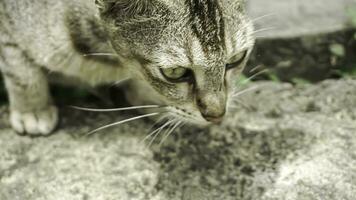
[
  {"x1": 247, "y1": 0, "x2": 356, "y2": 38},
  {"x1": 1, "y1": 79, "x2": 356, "y2": 200},
  {"x1": 155, "y1": 79, "x2": 356, "y2": 200},
  {"x1": 0, "y1": 110, "x2": 163, "y2": 200}
]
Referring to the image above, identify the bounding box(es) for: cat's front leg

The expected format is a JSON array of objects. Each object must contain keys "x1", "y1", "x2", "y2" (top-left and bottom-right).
[{"x1": 1, "y1": 46, "x2": 58, "y2": 136}]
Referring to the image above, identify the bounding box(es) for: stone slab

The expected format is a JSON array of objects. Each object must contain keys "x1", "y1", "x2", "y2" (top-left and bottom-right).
[
  {"x1": 0, "y1": 79, "x2": 356, "y2": 199},
  {"x1": 247, "y1": 0, "x2": 356, "y2": 38}
]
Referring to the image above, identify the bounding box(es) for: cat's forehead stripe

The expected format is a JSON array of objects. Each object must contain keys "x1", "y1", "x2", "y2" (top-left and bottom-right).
[{"x1": 185, "y1": 0, "x2": 225, "y2": 55}]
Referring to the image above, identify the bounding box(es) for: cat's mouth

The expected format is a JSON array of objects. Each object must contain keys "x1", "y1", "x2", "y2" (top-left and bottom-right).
[{"x1": 165, "y1": 106, "x2": 224, "y2": 126}]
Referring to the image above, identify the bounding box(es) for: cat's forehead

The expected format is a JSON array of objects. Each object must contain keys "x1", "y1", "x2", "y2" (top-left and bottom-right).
[
  {"x1": 161, "y1": 0, "x2": 244, "y2": 10},
  {"x1": 168, "y1": 1, "x2": 248, "y2": 49},
  {"x1": 123, "y1": 0, "x2": 250, "y2": 67},
  {"x1": 151, "y1": 0, "x2": 241, "y2": 67},
  {"x1": 154, "y1": 36, "x2": 224, "y2": 69},
  {"x1": 185, "y1": 0, "x2": 226, "y2": 53}
]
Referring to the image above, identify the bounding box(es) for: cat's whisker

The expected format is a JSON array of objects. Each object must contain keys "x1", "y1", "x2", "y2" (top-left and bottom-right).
[
  {"x1": 153, "y1": 120, "x2": 176, "y2": 146},
  {"x1": 159, "y1": 120, "x2": 182, "y2": 146},
  {"x1": 249, "y1": 64, "x2": 264, "y2": 73},
  {"x1": 148, "y1": 119, "x2": 176, "y2": 147},
  {"x1": 112, "y1": 78, "x2": 131, "y2": 86},
  {"x1": 71, "y1": 105, "x2": 165, "y2": 112},
  {"x1": 252, "y1": 27, "x2": 276, "y2": 35},
  {"x1": 239, "y1": 68, "x2": 270, "y2": 85},
  {"x1": 87, "y1": 112, "x2": 160, "y2": 136},
  {"x1": 251, "y1": 13, "x2": 276, "y2": 23},
  {"x1": 83, "y1": 53, "x2": 118, "y2": 57},
  {"x1": 232, "y1": 85, "x2": 261, "y2": 98},
  {"x1": 148, "y1": 114, "x2": 169, "y2": 131},
  {"x1": 254, "y1": 35, "x2": 272, "y2": 39},
  {"x1": 231, "y1": 99, "x2": 254, "y2": 111},
  {"x1": 141, "y1": 117, "x2": 173, "y2": 144}
]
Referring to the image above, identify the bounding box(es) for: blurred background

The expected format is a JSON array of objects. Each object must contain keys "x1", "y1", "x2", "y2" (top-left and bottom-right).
[
  {"x1": 246, "y1": 0, "x2": 356, "y2": 83},
  {"x1": 0, "y1": 0, "x2": 355, "y2": 105}
]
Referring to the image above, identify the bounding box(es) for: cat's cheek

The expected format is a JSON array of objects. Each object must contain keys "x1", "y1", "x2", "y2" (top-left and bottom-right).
[
  {"x1": 225, "y1": 69, "x2": 242, "y2": 95},
  {"x1": 225, "y1": 70, "x2": 237, "y2": 85},
  {"x1": 124, "y1": 80, "x2": 164, "y2": 106}
]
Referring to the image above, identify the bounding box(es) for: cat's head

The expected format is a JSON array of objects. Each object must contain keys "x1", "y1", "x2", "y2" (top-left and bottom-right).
[{"x1": 96, "y1": 0, "x2": 255, "y2": 125}]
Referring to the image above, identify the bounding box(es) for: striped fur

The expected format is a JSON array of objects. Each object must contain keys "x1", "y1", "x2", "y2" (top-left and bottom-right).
[
  {"x1": 0, "y1": 0, "x2": 254, "y2": 135},
  {"x1": 186, "y1": 0, "x2": 226, "y2": 53}
]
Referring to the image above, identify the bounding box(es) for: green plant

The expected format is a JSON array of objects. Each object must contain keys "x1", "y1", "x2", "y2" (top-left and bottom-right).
[
  {"x1": 266, "y1": 72, "x2": 281, "y2": 83},
  {"x1": 291, "y1": 78, "x2": 311, "y2": 86}
]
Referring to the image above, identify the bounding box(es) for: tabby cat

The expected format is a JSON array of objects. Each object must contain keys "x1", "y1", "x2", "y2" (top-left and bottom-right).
[{"x1": 0, "y1": 0, "x2": 255, "y2": 135}]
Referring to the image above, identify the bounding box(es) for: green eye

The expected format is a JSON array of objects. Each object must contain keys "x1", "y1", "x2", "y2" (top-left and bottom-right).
[
  {"x1": 226, "y1": 50, "x2": 247, "y2": 70},
  {"x1": 160, "y1": 67, "x2": 192, "y2": 82}
]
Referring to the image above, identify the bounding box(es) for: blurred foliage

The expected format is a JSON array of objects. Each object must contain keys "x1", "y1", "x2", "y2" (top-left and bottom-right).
[
  {"x1": 243, "y1": 22, "x2": 356, "y2": 84},
  {"x1": 332, "y1": 5, "x2": 356, "y2": 79},
  {"x1": 291, "y1": 78, "x2": 311, "y2": 86},
  {"x1": 346, "y1": 5, "x2": 356, "y2": 28},
  {"x1": 333, "y1": 64, "x2": 356, "y2": 78},
  {"x1": 266, "y1": 72, "x2": 281, "y2": 83},
  {"x1": 247, "y1": 29, "x2": 356, "y2": 82},
  {"x1": 329, "y1": 44, "x2": 345, "y2": 57}
]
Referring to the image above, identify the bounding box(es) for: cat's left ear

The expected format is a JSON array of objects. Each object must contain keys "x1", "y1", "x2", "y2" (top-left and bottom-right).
[{"x1": 95, "y1": 0, "x2": 156, "y2": 19}]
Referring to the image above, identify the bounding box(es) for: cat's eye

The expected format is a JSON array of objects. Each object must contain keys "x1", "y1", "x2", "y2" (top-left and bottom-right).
[
  {"x1": 226, "y1": 51, "x2": 248, "y2": 70},
  {"x1": 160, "y1": 67, "x2": 192, "y2": 82}
]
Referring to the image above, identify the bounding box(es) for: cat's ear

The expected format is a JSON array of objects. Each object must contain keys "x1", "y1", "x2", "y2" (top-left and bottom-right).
[{"x1": 95, "y1": 0, "x2": 155, "y2": 18}]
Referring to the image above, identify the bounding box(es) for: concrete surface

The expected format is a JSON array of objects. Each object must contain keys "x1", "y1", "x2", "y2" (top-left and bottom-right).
[
  {"x1": 247, "y1": 0, "x2": 356, "y2": 38},
  {"x1": 1, "y1": 79, "x2": 356, "y2": 200}
]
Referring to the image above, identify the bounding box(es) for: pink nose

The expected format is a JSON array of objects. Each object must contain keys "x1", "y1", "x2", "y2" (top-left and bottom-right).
[{"x1": 197, "y1": 97, "x2": 226, "y2": 124}]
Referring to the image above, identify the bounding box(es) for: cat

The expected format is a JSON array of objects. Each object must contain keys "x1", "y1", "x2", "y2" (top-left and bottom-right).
[{"x1": 0, "y1": 0, "x2": 255, "y2": 135}]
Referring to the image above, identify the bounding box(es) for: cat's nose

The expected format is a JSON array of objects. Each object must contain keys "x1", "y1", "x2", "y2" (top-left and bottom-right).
[{"x1": 197, "y1": 93, "x2": 226, "y2": 124}]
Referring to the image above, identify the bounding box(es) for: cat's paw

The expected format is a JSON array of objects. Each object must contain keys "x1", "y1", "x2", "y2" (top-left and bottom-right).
[{"x1": 9, "y1": 106, "x2": 59, "y2": 136}]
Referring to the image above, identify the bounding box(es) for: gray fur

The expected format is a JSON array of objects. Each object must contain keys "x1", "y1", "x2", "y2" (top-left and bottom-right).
[{"x1": 0, "y1": 0, "x2": 254, "y2": 135}]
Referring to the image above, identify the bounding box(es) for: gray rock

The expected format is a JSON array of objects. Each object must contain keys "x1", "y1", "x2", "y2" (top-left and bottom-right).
[
  {"x1": 0, "y1": 111, "x2": 163, "y2": 200},
  {"x1": 247, "y1": 0, "x2": 356, "y2": 38},
  {"x1": 155, "y1": 80, "x2": 356, "y2": 200},
  {"x1": 1, "y1": 79, "x2": 356, "y2": 200}
]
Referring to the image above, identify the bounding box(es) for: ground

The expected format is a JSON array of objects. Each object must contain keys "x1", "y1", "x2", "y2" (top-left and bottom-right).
[{"x1": 0, "y1": 79, "x2": 355, "y2": 200}]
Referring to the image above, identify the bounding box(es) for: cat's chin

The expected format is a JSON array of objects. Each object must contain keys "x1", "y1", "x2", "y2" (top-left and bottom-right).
[
  {"x1": 173, "y1": 114, "x2": 211, "y2": 127},
  {"x1": 190, "y1": 121, "x2": 212, "y2": 128}
]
